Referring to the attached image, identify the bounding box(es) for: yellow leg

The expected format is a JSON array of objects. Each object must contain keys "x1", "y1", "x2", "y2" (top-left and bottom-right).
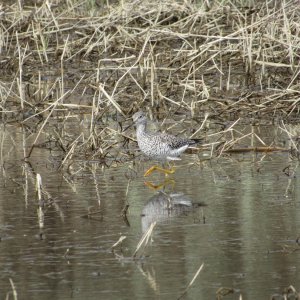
[{"x1": 144, "y1": 165, "x2": 176, "y2": 177}]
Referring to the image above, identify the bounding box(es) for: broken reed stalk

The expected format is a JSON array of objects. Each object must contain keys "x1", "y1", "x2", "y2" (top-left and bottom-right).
[
  {"x1": 279, "y1": 121, "x2": 298, "y2": 150},
  {"x1": 80, "y1": 210, "x2": 103, "y2": 219},
  {"x1": 224, "y1": 146, "x2": 288, "y2": 153},
  {"x1": 98, "y1": 84, "x2": 125, "y2": 117},
  {"x1": 111, "y1": 236, "x2": 127, "y2": 251},
  {"x1": 189, "y1": 112, "x2": 209, "y2": 138},
  {"x1": 21, "y1": 130, "x2": 29, "y2": 205},
  {"x1": 9, "y1": 278, "x2": 18, "y2": 300},
  {"x1": 132, "y1": 221, "x2": 156, "y2": 258},
  {"x1": 177, "y1": 263, "x2": 204, "y2": 300},
  {"x1": 60, "y1": 34, "x2": 69, "y2": 102},
  {"x1": 36, "y1": 173, "x2": 44, "y2": 229},
  {"x1": 59, "y1": 134, "x2": 82, "y2": 168},
  {"x1": 36, "y1": 173, "x2": 42, "y2": 202},
  {"x1": 16, "y1": 31, "x2": 27, "y2": 111},
  {"x1": 26, "y1": 90, "x2": 71, "y2": 158}
]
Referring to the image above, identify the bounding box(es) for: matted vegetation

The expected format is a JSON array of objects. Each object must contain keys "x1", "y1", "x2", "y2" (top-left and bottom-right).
[{"x1": 0, "y1": 0, "x2": 300, "y2": 166}]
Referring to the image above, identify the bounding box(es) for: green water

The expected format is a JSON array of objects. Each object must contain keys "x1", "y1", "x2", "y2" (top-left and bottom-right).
[{"x1": 0, "y1": 124, "x2": 299, "y2": 299}]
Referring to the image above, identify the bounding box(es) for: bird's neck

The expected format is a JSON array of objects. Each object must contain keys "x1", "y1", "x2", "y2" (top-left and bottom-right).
[{"x1": 136, "y1": 123, "x2": 146, "y2": 135}]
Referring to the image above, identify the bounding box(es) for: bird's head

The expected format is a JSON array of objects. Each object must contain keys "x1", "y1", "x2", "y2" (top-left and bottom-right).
[{"x1": 132, "y1": 111, "x2": 147, "y2": 125}]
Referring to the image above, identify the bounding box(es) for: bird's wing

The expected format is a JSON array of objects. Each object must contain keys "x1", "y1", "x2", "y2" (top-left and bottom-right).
[{"x1": 156, "y1": 133, "x2": 189, "y2": 148}]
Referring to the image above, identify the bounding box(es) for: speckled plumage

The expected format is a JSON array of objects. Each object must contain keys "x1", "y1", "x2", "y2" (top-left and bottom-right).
[{"x1": 132, "y1": 111, "x2": 202, "y2": 161}]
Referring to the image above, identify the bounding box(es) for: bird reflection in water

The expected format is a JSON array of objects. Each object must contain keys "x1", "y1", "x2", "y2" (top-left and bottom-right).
[
  {"x1": 144, "y1": 178, "x2": 175, "y2": 190},
  {"x1": 141, "y1": 190, "x2": 205, "y2": 233}
]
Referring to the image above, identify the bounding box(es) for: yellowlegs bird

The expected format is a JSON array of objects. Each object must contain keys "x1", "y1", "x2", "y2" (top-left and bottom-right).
[{"x1": 132, "y1": 111, "x2": 202, "y2": 176}]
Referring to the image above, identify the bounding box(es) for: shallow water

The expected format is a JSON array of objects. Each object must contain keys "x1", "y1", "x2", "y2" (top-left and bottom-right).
[{"x1": 0, "y1": 124, "x2": 300, "y2": 299}]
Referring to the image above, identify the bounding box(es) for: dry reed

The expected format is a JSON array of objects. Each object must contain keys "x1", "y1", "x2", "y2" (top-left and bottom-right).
[
  {"x1": 0, "y1": 0, "x2": 299, "y2": 166},
  {"x1": 8, "y1": 278, "x2": 18, "y2": 300},
  {"x1": 177, "y1": 263, "x2": 204, "y2": 300}
]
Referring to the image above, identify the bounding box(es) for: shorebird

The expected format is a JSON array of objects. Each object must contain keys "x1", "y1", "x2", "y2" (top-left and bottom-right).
[{"x1": 132, "y1": 111, "x2": 202, "y2": 176}]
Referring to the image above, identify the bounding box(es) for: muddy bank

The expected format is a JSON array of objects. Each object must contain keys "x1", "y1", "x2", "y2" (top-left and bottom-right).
[{"x1": 0, "y1": 0, "x2": 299, "y2": 164}]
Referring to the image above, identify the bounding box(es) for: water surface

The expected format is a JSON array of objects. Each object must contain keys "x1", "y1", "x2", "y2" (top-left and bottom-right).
[{"x1": 0, "y1": 124, "x2": 300, "y2": 299}]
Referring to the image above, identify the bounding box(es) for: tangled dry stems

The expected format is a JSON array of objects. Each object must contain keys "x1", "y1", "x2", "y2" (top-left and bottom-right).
[{"x1": 0, "y1": 0, "x2": 300, "y2": 166}]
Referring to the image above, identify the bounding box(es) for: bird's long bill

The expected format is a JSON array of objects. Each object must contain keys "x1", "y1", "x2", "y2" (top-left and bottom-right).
[{"x1": 122, "y1": 121, "x2": 134, "y2": 132}]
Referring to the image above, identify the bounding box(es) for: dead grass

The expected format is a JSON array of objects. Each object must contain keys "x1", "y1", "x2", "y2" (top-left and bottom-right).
[{"x1": 0, "y1": 0, "x2": 300, "y2": 166}]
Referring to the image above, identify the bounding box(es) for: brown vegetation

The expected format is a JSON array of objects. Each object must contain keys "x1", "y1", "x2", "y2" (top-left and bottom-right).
[{"x1": 0, "y1": 0, "x2": 299, "y2": 165}]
